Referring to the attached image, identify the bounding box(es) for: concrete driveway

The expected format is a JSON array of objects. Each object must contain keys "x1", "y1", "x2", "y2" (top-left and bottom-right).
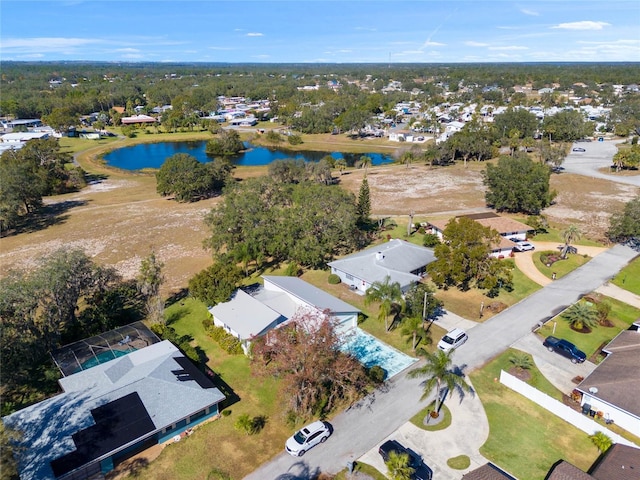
[
  {"x1": 511, "y1": 333, "x2": 596, "y2": 393},
  {"x1": 358, "y1": 381, "x2": 490, "y2": 480},
  {"x1": 562, "y1": 139, "x2": 640, "y2": 187}
]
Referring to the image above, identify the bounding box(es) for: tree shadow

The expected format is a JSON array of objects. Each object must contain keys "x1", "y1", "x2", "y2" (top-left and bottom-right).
[
  {"x1": 212, "y1": 372, "x2": 241, "y2": 409},
  {"x1": 2, "y1": 200, "x2": 89, "y2": 237},
  {"x1": 273, "y1": 461, "x2": 321, "y2": 480}
]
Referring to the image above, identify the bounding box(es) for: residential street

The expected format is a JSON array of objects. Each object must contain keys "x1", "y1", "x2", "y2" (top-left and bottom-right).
[{"x1": 244, "y1": 244, "x2": 638, "y2": 480}]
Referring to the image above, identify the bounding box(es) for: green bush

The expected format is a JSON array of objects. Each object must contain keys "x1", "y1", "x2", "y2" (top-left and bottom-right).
[
  {"x1": 206, "y1": 325, "x2": 244, "y2": 354},
  {"x1": 422, "y1": 233, "x2": 440, "y2": 247},
  {"x1": 368, "y1": 365, "x2": 386, "y2": 383},
  {"x1": 328, "y1": 273, "x2": 341, "y2": 284},
  {"x1": 284, "y1": 263, "x2": 301, "y2": 277},
  {"x1": 288, "y1": 134, "x2": 303, "y2": 145}
]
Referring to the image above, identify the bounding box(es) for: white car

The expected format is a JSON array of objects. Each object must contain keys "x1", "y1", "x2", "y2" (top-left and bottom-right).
[
  {"x1": 285, "y1": 420, "x2": 331, "y2": 456},
  {"x1": 513, "y1": 241, "x2": 535, "y2": 252},
  {"x1": 437, "y1": 328, "x2": 468, "y2": 352}
]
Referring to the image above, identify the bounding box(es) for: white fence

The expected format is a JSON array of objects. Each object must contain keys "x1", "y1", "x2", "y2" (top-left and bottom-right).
[{"x1": 499, "y1": 370, "x2": 638, "y2": 447}]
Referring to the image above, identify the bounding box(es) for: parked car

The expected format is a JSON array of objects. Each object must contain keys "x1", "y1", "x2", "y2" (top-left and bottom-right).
[
  {"x1": 285, "y1": 420, "x2": 331, "y2": 456},
  {"x1": 572, "y1": 147, "x2": 586, "y2": 152},
  {"x1": 378, "y1": 440, "x2": 432, "y2": 480},
  {"x1": 513, "y1": 241, "x2": 535, "y2": 252},
  {"x1": 437, "y1": 328, "x2": 468, "y2": 352},
  {"x1": 543, "y1": 336, "x2": 586, "y2": 364}
]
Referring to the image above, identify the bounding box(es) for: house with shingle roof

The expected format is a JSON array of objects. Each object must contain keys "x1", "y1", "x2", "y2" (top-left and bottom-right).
[
  {"x1": 546, "y1": 444, "x2": 640, "y2": 480},
  {"x1": 209, "y1": 275, "x2": 361, "y2": 354},
  {"x1": 2, "y1": 340, "x2": 225, "y2": 480},
  {"x1": 427, "y1": 212, "x2": 533, "y2": 258},
  {"x1": 576, "y1": 330, "x2": 640, "y2": 437},
  {"x1": 327, "y1": 239, "x2": 435, "y2": 294},
  {"x1": 462, "y1": 462, "x2": 518, "y2": 480}
]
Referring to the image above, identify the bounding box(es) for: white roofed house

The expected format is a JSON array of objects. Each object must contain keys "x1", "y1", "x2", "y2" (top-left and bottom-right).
[
  {"x1": 208, "y1": 276, "x2": 361, "y2": 354},
  {"x1": 327, "y1": 239, "x2": 435, "y2": 294}
]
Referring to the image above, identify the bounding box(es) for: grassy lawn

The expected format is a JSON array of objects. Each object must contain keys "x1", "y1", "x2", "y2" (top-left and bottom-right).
[
  {"x1": 471, "y1": 349, "x2": 600, "y2": 480},
  {"x1": 538, "y1": 296, "x2": 640, "y2": 358},
  {"x1": 434, "y1": 261, "x2": 541, "y2": 321},
  {"x1": 533, "y1": 251, "x2": 591, "y2": 279},
  {"x1": 334, "y1": 461, "x2": 387, "y2": 480},
  {"x1": 409, "y1": 402, "x2": 452, "y2": 431},
  {"x1": 132, "y1": 298, "x2": 290, "y2": 480},
  {"x1": 612, "y1": 256, "x2": 640, "y2": 296}
]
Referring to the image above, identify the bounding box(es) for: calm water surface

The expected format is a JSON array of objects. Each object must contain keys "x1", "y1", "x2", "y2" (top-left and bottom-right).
[{"x1": 103, "y1": 141, "x2": 394, "y2": 170}]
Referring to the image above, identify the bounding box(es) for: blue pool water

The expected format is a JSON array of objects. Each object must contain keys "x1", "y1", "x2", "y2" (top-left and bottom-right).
[
  {"x1": 340, "y1": 328, "x2": 417, "y2": 379},
  {"x1": 75, "y1": 349, "x2": 135, "y2": 373},
  {"x1": 103, "y1": 141, "x2": 394, "y2": 170}
]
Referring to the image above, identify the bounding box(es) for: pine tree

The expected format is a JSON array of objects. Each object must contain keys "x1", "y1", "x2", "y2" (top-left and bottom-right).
[{"x1": 356, "y1": 176, "x2": 371, "y2": 224}]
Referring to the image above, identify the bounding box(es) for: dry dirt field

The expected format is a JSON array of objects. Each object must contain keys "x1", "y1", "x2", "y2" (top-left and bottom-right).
[{"x1": 1, "y1": 154, "x2": 638, "y2": 297}]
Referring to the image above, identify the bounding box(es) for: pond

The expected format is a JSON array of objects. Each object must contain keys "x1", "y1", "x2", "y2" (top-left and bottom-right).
[{"x1": 103, "y1": 140, "x2": 394, "y2": 170}]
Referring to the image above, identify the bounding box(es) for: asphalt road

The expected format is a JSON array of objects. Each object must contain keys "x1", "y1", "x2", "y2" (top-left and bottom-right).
[
  {"x1": 562, "y1": 139, "x2": 640, "y2": 187},
  {"x1": 244, "y1": 244, "x2": 638, "y2": 480}
]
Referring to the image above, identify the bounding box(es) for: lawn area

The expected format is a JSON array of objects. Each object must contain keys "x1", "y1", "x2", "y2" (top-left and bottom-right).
[
  {"x1": 132, "y1": 297, "x2": 290, "y2": 480},
  {"x1": 538, "y1": 295, "x2": 640, "y2": 359},
  {"x1": 434, "y1": 261, "x2": 541, "y2": 321},
  {"x1": 533, "y1": 251, "x2": 591, "y2": 279},
  {"x1": 471, "y1": 349, "x2": 600, "y2": 480},
  {"x1": 612, "y1": 256, "x2": 640, "y2": 296}
]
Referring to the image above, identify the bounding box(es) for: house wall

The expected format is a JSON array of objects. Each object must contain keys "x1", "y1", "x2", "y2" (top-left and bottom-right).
[
  {"x1": 490, "y1": 247, "x2": 514, "y2": 259},
  {"x1": 330, "y1": 267, "x2": 369, "y2": 293},
  {"x1": 500, "y1": 370, "x2": 638, "y2": 446},
  {"x1": 580, "y1": 394, "x2": 640, "y2": 437}
]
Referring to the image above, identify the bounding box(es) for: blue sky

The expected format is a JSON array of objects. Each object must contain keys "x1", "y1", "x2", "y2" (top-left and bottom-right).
[{"x1": 2, "y1": 1, "x2": 639, "y2": 63}]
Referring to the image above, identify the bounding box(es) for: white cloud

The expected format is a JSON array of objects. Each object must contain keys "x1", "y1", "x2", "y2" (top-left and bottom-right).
[
  {"x1": 488, "y1": 46, "x2": 529, "y2": 51},
  {"x1": 246, "y1": 32, "x2": 264, "y2": 37},
  {"x1": 552, "y1": 21, "x2": 611, "y2": 30},
  {"x1": 115, "y1": 48, "x2": 140, "y2": 53},
  {"x1": 521, "y1": 8, "x2": 539, "y2": 16},
  {"x1": 465, "y1": 41, "x2": 489, "y2": 47},
  {"x1": 423, "y1": 41, "x2": 446, "y2": 46},
  {"x1": 0, "y1": 37, "x2": 97, "y2": 49}
]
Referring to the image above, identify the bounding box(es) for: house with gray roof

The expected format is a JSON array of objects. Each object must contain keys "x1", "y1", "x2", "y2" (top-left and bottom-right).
[
  {"x1": 327, "y1": 239, "x2": 435, "y2": 294},
  {"x1": 576, "y1": 330, "x2": 640, "y2": 437},
  {"x1": 2, "y1": 340, "x2": 225, "y2": 480},
  {"x1": 209, "y1": 275, "x2": 361, "y2": 354},
  {"x1": 546, "y1": 444, "x2": 640, "y2": 480}
]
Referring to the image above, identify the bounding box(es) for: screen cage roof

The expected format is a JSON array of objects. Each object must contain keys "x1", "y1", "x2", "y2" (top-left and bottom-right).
[{"x1": 51, "y1": 321, "x2": 161, "y2": 377}]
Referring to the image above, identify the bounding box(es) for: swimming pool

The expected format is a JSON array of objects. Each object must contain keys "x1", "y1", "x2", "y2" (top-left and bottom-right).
[
  {"x1": 339, "y1": 328, "x2": 417, "y2": 379},
  {"x1": 75, "y1": 349, "x2": 135, "y2": 373}
]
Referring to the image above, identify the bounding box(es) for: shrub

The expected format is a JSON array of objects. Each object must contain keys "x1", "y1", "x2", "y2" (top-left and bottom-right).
[
  {"x1": 288, "y1": 134, "x2": 303, "y2": 145},
  {"x1": 221, "y1": 409, "x2": 231, "y2": 417},
  {"x1": 328, "y1": 273, "x2": 341, "y2": 284},
  {"x1": 540, "y1": 251, "x2": 562, "y2": 266},
  {"x1": 422, "y1": 233, "x2": 440, "y2": 247},
  {"x1": 284, "y1": 262, "x2": 301, "y2": 277},
  {"x1": 206, "y1": 325, "x2": 244, "y2": 354},
  {"x1": 368, "y1": 365, "x2": 386, "y2": 383}
]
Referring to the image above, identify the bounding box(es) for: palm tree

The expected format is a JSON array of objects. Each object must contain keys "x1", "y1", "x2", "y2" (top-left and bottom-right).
[
  {"x1": 589, "y1": 431, "x2": 613, "y2": 453},
  {"x1": 385, "y1": 451, "x2": 414, "y2": 480},
  {"x1": 408, "y1": 349, "x2": 472, "y2": 418},
  {"x1": 358, "y1": 155, "x2": 372, "y2": 173},
  {"x1": 334, "y1": 158, "x2": 347, "y2": 175},
  {"x1": 364, "y1": 275, "x2": 403, "y2": 331},
  {"x1": 401, "y1": 316, "x2": 429, "y2": 351},
  {"x1": 509, "y1": 352, "x2": 534, "y2": 372},
  {"x1": 562, "y1": 302, "x2": 599, "y2": 332},
  {"x1": 561, "y1": 224, "x2": 582, "y2": 259}
]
